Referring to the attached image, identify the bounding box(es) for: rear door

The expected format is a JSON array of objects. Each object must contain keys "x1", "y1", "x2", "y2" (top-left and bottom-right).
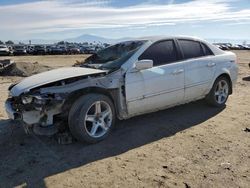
[
  {"x1": 125, "y1": 40, "x2": 185, "y2": 116},
  {"x1": 177, "y1": 39, "x2": 216, "y2": 101}
]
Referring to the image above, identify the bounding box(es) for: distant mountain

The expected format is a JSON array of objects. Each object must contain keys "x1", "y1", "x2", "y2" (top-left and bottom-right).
[{"x1": 65, "y1": 34, "x2": 119, "y2": 44}]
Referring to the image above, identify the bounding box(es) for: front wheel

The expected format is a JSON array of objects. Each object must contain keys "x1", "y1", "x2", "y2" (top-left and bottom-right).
[
  {"x1": 206, "y1": 76, "x2": 230, "y2": 107},
  {"x1": 68, "y1": 94, "x2": 115, "y2": 143}
]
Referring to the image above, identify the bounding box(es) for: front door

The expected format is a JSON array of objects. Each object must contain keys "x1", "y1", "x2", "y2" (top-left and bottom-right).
[{"x1": 125, "y1": 40, "x2": 185, "y2": 116}]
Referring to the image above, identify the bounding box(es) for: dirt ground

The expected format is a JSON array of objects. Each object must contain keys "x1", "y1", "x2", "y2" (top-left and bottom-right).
[
  {"x1": 0, "y1": 54, "x2": 89, "y2": 68},
  {"x1": 0, "y1": 52, "x2": 249, "y2": 188}
]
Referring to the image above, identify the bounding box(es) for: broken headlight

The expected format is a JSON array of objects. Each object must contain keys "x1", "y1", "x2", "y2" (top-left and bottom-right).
[{"x1": 21, "y1": 95, "x2": 33, "y2": 104}]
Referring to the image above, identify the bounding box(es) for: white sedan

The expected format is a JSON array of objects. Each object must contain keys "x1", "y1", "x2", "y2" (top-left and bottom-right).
[{"x1": 5, "y1": 36, "x2": 238, "y2": 143}]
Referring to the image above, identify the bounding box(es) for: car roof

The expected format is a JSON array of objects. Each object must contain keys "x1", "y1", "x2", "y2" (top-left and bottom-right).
[{"x1": 136, "y1": 35, "x2": 205, "y2": 43}]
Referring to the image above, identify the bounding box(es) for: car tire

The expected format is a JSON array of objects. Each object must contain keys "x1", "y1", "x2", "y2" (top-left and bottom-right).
[
  {"x1": 206, "y1": 76, "x2": 231, "y2": 107},
  {"x1": 68, "y1": 93, "x2": 116, "y2": 143}
]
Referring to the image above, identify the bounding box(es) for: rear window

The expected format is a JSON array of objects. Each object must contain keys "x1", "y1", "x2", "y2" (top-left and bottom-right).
[{"x1": 178, "y1": 39, "x2": 204, "y2": 59}]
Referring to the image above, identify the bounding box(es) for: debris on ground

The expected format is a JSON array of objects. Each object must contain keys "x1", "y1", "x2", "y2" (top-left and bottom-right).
[
  {"x1": 243, "y1": 127, "x2": 250, "y2": 132},
  {"x1": 0, "y1": 59, "x2": 13, "y2": 73},
  {"x1": 184, "y1": 182, "x2": 191, "y2": 188},
  {"x1": 0, "y1": 61, "x2": 52, "y2": 77},
  {"x1": 220, "y1": 162, "x2": 231, "y2": 170},
  {"x1": 56, "y1": 132, "x2": 74, "y2": 145},
  {"x1": 73, "y1": 60, "x2": 83, "y2": 67}
]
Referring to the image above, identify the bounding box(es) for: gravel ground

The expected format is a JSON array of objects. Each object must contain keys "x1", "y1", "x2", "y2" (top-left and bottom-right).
[{"x1": 0, "y1": 52, "x2": 249, "y2": 188}]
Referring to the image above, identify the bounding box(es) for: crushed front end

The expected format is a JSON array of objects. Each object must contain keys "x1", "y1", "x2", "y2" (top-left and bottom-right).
[{"x1": 6, "y1": 89, "x2": 65, "y2": 135}]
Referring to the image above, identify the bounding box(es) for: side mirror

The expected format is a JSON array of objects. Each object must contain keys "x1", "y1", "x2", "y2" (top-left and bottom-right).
[{"x1": 134, "y1": 59, "x2": 153, "y2": 71}]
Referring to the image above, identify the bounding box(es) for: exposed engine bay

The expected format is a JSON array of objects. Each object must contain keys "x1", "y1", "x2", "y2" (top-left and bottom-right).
[{"x1": 6, "y1": 68, "x2": 127, "y2": 137}]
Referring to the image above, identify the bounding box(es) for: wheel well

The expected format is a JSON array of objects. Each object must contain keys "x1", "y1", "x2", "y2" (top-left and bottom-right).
[
  {"x1": 216, "y1": 73, "x2": 233, "y2": 94},
  {"x1": 62, "y1": 87, "x2": 116, "y2": 115}
]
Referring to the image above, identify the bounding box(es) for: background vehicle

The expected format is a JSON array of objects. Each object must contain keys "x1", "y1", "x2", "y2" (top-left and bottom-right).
[
  {"x1": 5, "y1": 36, "x2": 238, "y2": 143},
  {"x1": 68, "y1": 46, "x2": 80, "y2": 54},
  {"x1": 230, "y1": 44, "x2": 241, "y2": 50},
  {"x1": 0, "y1": 45, "x2": 10, "y2": 56},
  {"x1": 49, "y1": 45, "x2": 67, "y2": 55},
  {"x1": 220, "y1": 44, "x2": 230, "y2": 50},
  {"x1": 27, "y1": 45, "x2": 35, "y2": 54},
  {"x1": 45, "y1": 45, "x2": 53, "y2": 54},
  {"x1": 80, "y1": 46, "x2": 88, "y2": 54},
  {"x1": 33, "y1": 45, "x2": 47, "y2": 55},
  {"x1": 13, "y1": 45, "x2": 27, "y2": 55},
  {"x1": 82, "y1": 46, "x2": 96, "y2": 54},
  {"x1": 238, "y1": 45, "x2": 250, "y2": 50}
]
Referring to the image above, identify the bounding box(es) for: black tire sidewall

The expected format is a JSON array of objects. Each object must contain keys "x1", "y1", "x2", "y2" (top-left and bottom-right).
[{"x1": 68, "y1": 94, "x2": 116, "y2": 143}]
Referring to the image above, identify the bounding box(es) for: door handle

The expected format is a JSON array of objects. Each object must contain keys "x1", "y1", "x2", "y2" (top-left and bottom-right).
[
  {"x1": 172, "y1": 69, "x2": 184, "y2": 75},
  {"x1": 207, "y1": 62, "x2": 216, "y2": 67}
]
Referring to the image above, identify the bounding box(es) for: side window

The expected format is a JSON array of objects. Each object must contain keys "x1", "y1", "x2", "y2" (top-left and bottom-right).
[
  {"x1": 139, "y1": 40, "x2": 178, "y2": 66},
  {"x1": 201, "y1": 43, "x2": 214, "y2": 56},
  {"x1": 178, "y1": 40, "x2": 204, "y2": 59}
]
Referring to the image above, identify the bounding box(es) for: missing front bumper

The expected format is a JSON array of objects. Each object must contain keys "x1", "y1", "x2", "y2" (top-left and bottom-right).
[{"x1": 5, "y1": 100, "x2": 21, "y2": 120}]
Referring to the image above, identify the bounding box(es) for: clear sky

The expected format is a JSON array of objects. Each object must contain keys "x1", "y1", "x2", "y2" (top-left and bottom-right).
[{"x1": 0, "y1": 0, "x2": 250, "y2": 41}]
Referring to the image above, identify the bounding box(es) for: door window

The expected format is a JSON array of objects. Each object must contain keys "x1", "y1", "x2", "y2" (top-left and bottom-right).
[{"x1": 139, "y1": 40, "x2": 178, "y2": 66}]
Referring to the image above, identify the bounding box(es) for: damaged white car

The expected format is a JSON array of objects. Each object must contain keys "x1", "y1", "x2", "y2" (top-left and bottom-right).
[{"x1": 5, "y1": 36, "x2": 238, "y2": 143}]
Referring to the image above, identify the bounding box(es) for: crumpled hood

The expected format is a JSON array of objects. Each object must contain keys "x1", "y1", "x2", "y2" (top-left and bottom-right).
[{"x1": 11, "y1": 67, "x2": 106, "y2": 96}]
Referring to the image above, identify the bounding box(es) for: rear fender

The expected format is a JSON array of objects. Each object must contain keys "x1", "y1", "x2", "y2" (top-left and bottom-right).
[{"x1": 207, "y1": 68, "x2": 232, "y2": 95}]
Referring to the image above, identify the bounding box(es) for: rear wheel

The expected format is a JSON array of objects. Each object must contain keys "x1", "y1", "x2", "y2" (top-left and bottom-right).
[
  {"x1": 68, "y1": 94, "x2": 115, "y2": 143},
  {"x1": 206, "y1": 76, "x2": 230, "y2": 107}
]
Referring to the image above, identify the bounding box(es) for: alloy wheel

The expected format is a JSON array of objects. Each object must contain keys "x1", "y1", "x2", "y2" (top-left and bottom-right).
[
  {"x1": 214, "y1": 80, "x2": 229, "y2": 104},
  {"x1": 84, "y1": 101, "x2": 112, "y2": 138}
]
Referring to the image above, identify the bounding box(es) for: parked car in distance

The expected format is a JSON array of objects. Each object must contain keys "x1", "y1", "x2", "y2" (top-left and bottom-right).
[
  {"x1": 45, "y1": 45, "x2": 53, "y2": 54},
  {"x1": 27, "y1": 45, "x2": 35, "y2": 54},
  {"x1": 5, "y1": 36, "x2": 238, "y2": 143},
  {"x1": 213, "y1": 44, "x2": 221, "y2": 49},
  {"x1": 238, "y1": 45, "x2": 250, "y2": 50},
  {"x1": 229, "y1": 44, "x2": 239, "y2": 50},
  {"x1": 213, "y1": 43, "x2": 230, "y2": 50},
  {"x1": 33, "y1": 45, "x2": 47, "y2": 55},
  {"x1": 68, "y1": 46, "x2": 80, "y2": 54},
  {"x1": 220, "y1": 45, "x2": 230, "y2": 50},
  {"x1": 0, "y1": 45, "x2": 10, "y2": 56},
  {"x1": 80, "y1": 46, "x2": 88, "y2": 54},
  {"x1": 49, "y1": 45, "x2": 67, "y2": 55},
  {"x1": 82, "y1": 46, "x2": 96, "y2": 54},
  {"x1": 13, "y1": 45, "x2": 27, "y2": 55}
]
